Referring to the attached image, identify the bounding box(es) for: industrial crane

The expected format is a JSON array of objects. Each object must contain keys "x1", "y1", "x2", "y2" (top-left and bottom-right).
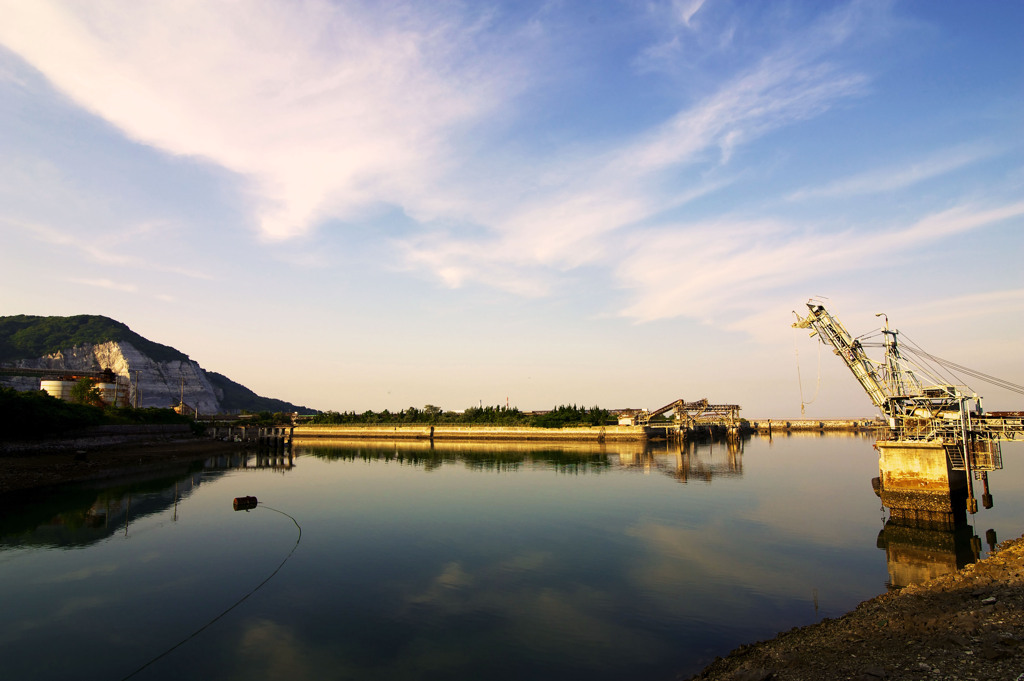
[
  {"x1": 792, "y1": 300, "x2": 1023, "y2": 473},
  {"x1": 633, "y1": 398, "x2": 740, "y2": 430}
]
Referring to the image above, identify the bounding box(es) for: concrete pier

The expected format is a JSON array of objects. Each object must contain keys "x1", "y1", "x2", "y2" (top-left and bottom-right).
[
  {"x1": 876, "y1": 441, "x2": 967, "y2": 529},
  {"x1": 208, "y1": 425, "x2": 293, "y2": 449}
]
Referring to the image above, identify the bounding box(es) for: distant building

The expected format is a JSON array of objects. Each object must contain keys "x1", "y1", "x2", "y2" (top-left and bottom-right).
[{"x1": 174, "y1": 401, "x2": 197, "y2": 417}]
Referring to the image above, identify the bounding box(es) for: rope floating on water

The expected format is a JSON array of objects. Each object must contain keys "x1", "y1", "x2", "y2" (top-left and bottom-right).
[{"x1": 119, "y1": 498, "x2": 302, "y2": 681}]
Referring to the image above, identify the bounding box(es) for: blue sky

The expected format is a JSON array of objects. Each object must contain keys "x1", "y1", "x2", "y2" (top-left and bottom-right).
[{"x1": 1, "y1": 0, "x2": 1021, "y2": 417}]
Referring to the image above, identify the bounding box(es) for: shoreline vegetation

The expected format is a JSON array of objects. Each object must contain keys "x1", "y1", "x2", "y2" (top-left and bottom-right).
[{"x1": 310, "y1": 403, "x2": 616, "y2": 428}]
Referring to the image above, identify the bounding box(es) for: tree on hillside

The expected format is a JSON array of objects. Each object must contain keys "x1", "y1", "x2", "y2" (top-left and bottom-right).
[{"x1": 70, "y1": 378, "x2": 104, "y2": 407}]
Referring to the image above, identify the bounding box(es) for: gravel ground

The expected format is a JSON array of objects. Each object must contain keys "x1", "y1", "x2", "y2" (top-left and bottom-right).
[{"x1": 687, "y1": 535, "x2": 1024, "y2": 681}]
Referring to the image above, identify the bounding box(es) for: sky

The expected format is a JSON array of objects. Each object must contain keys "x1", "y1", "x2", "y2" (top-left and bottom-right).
[{"x1": 0, "y1": 0, "x2": 1022, "y2": 418}]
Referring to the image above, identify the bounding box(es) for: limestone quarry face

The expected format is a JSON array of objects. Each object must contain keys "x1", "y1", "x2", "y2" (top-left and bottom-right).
[{"x1": 2, "y1": 341, "x2": 223, "y2": 414}]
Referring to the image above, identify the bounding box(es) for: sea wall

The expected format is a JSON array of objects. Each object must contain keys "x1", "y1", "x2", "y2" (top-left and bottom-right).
[
  {"x1": 292, "y1": 424, "x2": 648, "y2": 442},
  {"x1": 0, "y1": 423, "x2": 195, "y2": 453},
  {"x1": 748, "y1": 419, "x2": 878, "y2": 432}
]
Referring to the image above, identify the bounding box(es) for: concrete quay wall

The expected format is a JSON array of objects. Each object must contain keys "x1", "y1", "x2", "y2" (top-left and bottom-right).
[
  {"x1": 748, "y1": 418, "x2": 878, "y2": 432},
  {"x1": 292, "y1": 424, "x2": 647, "y2": 442},
  {"x1": 0, "y1": 423, "x2": 194, "y2": 453}
]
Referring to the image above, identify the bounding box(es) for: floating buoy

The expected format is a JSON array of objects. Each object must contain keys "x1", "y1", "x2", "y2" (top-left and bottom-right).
[{"x1": 233, "y1": 496, "x2": 258, "y2": 511}]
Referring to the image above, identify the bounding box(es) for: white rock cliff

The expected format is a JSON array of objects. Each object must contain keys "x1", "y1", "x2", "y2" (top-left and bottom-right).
[{"x1": 5, "y1": 341, "x2": 223, "y2": 413}]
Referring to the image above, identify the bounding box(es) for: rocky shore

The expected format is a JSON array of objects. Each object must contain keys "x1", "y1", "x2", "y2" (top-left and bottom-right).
[{"x1": 687, "y1": 535, "x2": 1024, "y2": 681}]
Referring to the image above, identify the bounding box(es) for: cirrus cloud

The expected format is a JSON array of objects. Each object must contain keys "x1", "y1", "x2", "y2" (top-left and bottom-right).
[{"x1": 0, "y1": 0, "x2": 527, "y2": 239}]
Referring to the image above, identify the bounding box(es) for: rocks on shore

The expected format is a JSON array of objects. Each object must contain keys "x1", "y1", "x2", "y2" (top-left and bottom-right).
[{"x1": 687, "y1": 535, "x2": 1024, "y2": 681}]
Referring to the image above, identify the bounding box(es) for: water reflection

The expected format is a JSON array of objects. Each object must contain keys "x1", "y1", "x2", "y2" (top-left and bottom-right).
[
  {"x1": 0, "y1": 436, "x2": 1018, "y2": 681},
  {"x1": 877, "y1": 472, "x2": 1002, "y2": 589},
  {"x1": 0, "y1": 450, "x2": 295, "y2": 549},
  {"x1": 876, "y1": 518, "x2": 989, "y2": 588},
  {"x1": 296, "y1": 435, "x2": 748, "y2": 482},
  {"x1": 299, "y1": 437, "x2": 614, "y2": 473},
  {"x1": 764, "y1": 428, "x2": 881, "y2": 439},
  {"x1": 205, "y1": 449, "x2": 296, "y2": 474},
  {"x1": 617, "y1": 437, "x2": 744, "y2": 482}
]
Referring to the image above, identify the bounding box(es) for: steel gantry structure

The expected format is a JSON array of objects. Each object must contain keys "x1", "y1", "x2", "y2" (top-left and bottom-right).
[
  {"x1": 634, "y1": 398, "x2": 741, "y2": 433},
  {"x1": 792, "y1": 300, "x2": 1024, "y2": 473}
]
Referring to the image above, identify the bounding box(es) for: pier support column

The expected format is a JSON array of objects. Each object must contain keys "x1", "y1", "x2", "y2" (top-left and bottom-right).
[{"x1": 876, "y1": 441, "x2": 966, "y2": 530}]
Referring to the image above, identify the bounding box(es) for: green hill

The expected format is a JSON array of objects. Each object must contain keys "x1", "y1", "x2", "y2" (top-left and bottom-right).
[
  {"x1": 0, "y1": 314, "x2": 187, "y2": 363},
  {"x1": 0, "y1": 315, "x2": 317, "y2": 415}
]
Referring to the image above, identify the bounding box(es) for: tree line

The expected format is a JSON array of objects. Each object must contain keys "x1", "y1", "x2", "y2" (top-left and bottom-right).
[{"x1": 310, "y1": 403, "x2": 614, "y2": 428}]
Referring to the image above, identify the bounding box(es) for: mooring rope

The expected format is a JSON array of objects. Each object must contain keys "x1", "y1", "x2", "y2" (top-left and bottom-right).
[{"x1": 118, "y1": 502, "x2": 302, "y2": 681}]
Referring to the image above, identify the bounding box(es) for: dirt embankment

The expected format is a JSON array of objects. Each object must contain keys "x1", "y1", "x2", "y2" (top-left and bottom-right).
[{"x1": 688, "y1": 536, "x2": 1024, "y2": 681}]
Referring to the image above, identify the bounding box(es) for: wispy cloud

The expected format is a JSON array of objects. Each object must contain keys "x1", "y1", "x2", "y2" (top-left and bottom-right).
[
  {"x1": 620, "y1": 57, "x2": 867, "y2": 172},
  {"x1": 787, "y1": 144, "x2": 999, "y2": 201},
  {"x1": 0, "y1": 0, "x2": 527, "y2": 240},
  {"x1": 10, "y1": 217, "x2": 215, "y2": 280},
  {"x1": 396, "y1": 13, "x2": 871, "y2": 295},
  {"x1": 672, "y1": 0, "x2": 707, "y2": 28},
  {"x1": 892, "y1": 200, "x2": 1024, "y2": 245},
  {"x1": 1, "y1": 1, "x2": 870, "y2": 255},
  {"x1": 7, "y1": 0, "x2": 1013, "y2": 346},
  {"x1": 890, "y1": 288, "x2": 1024, "y2": 329},
  {"x1": 614, "y1": 198, "x2": 1024, "y2": 326}
]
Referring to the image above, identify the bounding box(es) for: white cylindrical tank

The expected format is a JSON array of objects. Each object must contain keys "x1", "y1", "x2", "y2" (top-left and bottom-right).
[
  {"x1": 97, "y1": 382, "x2": 118, "y2": 405},
  {"x1": 40, "y1": 380, "x2": 77, "y2": 401}
]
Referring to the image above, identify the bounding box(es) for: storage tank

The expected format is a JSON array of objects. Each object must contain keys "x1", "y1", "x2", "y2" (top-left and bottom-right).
[
  {"x1": 97, "y1": 382, "x2": 118, "y2": 406},
  {"x1": 40, "y1": 380, "x2": 77, "y2": 401}
]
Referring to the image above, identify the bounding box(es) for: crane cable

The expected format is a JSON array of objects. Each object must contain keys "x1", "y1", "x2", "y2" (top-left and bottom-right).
[
  {"x1": 899, "y1": 334, "x2": 1024, "y2": 396},
  {"x1": 793, "y1": 327, "x2": 822, "y2": 415}
]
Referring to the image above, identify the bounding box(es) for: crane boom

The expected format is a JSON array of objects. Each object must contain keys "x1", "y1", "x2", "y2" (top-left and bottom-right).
[{"x1": 792, "y1": 303, "x2": 889, "y2": 413}]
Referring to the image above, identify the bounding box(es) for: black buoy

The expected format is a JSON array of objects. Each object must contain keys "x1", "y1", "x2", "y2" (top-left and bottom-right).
[{"x1": 233, "y1": 496, "x2": 258, "y2": 511}]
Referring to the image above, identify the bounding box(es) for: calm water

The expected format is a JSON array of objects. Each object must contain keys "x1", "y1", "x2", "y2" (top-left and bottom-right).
[{"x1": 1, "y1": 434, "x2": 1022, "y2": 681}]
